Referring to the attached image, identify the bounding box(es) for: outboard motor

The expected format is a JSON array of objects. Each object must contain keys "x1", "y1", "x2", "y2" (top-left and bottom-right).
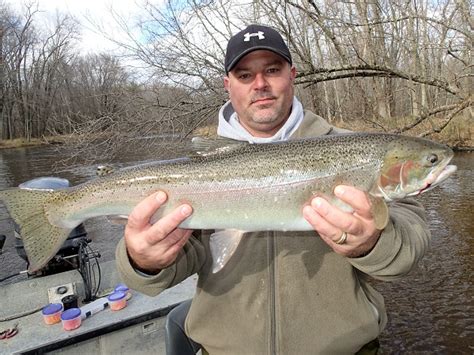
[{"x1": 14, "y1": 177, "x2": 89, "y2": 276}]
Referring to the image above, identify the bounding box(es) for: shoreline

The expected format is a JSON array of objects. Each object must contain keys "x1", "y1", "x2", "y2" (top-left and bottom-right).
[{"x1": 0, "y1": 133, "x2": 472, "y2": 151}]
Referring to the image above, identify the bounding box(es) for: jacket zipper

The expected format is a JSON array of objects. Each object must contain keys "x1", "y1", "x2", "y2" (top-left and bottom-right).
[{"x1": 268, "y1": 232, "x2": 276, "y2": 355}]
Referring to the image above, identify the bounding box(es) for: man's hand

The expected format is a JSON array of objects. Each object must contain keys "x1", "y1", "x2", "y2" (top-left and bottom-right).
[
  {"x1": 124, "y1": 191, "x2": 193, "y2": 274},
  {"x1": 303, "y1": 185, "x2": 382, "y2": 258}
]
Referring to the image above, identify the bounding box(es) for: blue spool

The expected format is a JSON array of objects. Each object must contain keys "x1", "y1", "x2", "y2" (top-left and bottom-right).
[
  {"x1": 61, "y1": 307, "x2": 81, "y2": 320},
  {"x1": 42, "y1": 303, "x2": 63, "y2": 315}
]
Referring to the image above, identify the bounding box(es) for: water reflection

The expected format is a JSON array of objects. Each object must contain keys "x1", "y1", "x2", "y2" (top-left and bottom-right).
[
  {"x1": 0, "y1": 144, "x2": 472, "y2": 353},
  {"x1": 0, "y1": 138, "x2": 191, "y2": 188},
  {"x1": 375, "y1": 152, "x2": 473, "y2": 353}
]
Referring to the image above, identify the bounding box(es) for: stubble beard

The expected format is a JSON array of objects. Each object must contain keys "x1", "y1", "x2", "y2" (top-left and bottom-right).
[{"x1": 249, "y1": 101, "x2": 284, "y2": 125}]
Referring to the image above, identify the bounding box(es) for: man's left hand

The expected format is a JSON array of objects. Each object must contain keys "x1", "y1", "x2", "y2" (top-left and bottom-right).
[{"x1": 303, "y1": 185, "x2": 382, "y2": 258}]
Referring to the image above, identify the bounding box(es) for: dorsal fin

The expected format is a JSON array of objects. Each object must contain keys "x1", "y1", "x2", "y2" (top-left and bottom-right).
[{"x1": 190, "y1": 137, "x2": 247, "y2": 157}]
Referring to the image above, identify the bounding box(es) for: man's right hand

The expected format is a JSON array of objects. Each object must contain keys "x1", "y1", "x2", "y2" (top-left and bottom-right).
[{"x1": 124, "y1": 191, "x2": 193, "y2": 274}]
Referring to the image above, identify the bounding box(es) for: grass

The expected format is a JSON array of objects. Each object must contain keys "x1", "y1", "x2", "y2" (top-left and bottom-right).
[
  {"x1": 0, "y1": 137, "x2": 48, "y2": 149},
  {"x1": 193, "y1": 115, "x2": 473, "y2": 149},
  {"x1": 332, "y1": 114, "x2": 473, "y2": 149},
  {"x1": 0, "y1": 135, "x2": 73, "y2": 149}
]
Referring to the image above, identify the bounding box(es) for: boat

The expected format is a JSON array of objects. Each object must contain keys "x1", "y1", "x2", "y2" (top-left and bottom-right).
[
  {"x1": 1, "y1": 260, "x2": 196, "y2": 354},
  {"x1": 0, "y1": 177, "x2": 196, "y2": 354}
]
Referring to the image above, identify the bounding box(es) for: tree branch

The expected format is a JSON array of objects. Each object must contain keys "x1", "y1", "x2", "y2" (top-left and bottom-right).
[{"x1": 297, "y1": 65, "x2": 460, "y2": 96}]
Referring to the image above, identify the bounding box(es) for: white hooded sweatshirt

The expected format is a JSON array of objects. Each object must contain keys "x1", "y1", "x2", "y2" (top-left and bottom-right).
[{"x1": 216, "y1": 97, "x2": 304, "y2": 143}]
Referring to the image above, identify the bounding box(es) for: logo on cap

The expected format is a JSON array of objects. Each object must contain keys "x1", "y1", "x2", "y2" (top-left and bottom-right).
[{"x1": 243, "y1": 31, "x2": 265, "y2": 42}]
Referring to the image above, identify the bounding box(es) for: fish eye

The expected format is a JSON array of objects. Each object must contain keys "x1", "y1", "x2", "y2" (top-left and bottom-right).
[{"x1": 426, "y1": 154, "x2": 438, "y2": 165}]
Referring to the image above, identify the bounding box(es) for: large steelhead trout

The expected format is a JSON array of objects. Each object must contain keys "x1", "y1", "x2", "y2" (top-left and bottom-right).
[{"x1": 0, "y1": 133, "x2": 456, "y2": 272}]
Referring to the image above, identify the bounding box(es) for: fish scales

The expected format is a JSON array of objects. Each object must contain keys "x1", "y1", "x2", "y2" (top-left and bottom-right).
[
  {"x1": 0, "y1": 133, "x2": 456, "y2": 272},
  {"x1": 55, "y1": 134, "x2": 390, "y2": 229}
]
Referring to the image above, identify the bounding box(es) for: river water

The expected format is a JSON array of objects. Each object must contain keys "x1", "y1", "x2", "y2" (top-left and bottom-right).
[{"x1": 0, "y1": 142, "x2": 472, "y2": 353}]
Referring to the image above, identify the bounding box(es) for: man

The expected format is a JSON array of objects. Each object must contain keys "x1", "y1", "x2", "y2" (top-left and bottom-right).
[{"x1": 116, "y1": 24, "x2": 430, "y2": 354}]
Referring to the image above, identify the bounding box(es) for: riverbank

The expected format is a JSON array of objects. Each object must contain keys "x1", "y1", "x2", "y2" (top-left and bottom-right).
[
  {"x1": 1, "y1": 124, "x2": 472, "y2": 151},
  {"x1": 0, "y1": 136, "x2": 72, "y2": 149},
  {"x1": 192, "y1": 124, "x2": 474, "y2": 151}
]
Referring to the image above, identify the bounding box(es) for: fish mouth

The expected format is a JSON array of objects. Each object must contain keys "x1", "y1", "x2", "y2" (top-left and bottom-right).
[{"x1": 411, "y1": 164, "x2": 457, "y2": 196}]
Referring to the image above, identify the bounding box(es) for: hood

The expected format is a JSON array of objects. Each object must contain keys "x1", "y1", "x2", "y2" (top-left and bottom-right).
[{"x1": 217, "y1": 97, "x2": 304, "y2": 143}]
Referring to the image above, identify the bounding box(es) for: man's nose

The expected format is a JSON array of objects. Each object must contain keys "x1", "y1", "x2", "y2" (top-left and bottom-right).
[{"x1": 253, "y1": 73, "x2": 268, "y2": 90}]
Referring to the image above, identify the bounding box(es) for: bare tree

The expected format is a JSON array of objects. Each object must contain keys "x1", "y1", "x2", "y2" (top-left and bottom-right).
[
  {"x1": 112, "y1": 0, "x2": 471, "y2": 141},
  {"x1": 286, "y1": 0, "x2": 471, "y2": 137},
  {"x1": 1, "y1": 0, "x2": 471, "y2": 157},
  {"x1": 0, "y1": 2, "x2": 80, "y2": 140}
]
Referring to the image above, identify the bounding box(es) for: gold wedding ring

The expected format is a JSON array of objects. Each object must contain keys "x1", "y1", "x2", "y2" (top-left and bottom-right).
[{"x1": 335, "y1": 231, "x2": 348, "y2": 245}]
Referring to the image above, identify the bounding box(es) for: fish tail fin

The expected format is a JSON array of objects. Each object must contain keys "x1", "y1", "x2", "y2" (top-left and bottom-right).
[{"x1": 0, "y1": 188, "x2": 73, "y2": 272}]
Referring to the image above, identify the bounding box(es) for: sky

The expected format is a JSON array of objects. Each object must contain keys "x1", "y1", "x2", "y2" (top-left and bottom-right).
[{"x1": 4, "y1": 0, "x2": 149, "y2": 54}]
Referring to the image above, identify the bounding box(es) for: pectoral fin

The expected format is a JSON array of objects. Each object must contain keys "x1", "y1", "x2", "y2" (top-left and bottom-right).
[
  {"x1": 209, "y1": 229, "x2": 245, "y2": 273},
  {"x1": 369, "y1": 196, "x2": 389, "y2": 230}
]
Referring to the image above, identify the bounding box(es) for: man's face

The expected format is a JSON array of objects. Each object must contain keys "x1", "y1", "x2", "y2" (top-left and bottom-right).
[{"x1": 224, "y1": 50, "x2": 296, "y2": 138}]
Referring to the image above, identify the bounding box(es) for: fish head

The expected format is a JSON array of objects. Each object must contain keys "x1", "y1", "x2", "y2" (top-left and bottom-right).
[{"x1": 375, "y1": 136, "x2": 457, "y2": 200}]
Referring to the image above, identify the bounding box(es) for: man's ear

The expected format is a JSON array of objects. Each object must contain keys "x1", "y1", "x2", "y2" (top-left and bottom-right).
[
  {"x1": 290, "y1": 66, "x2": 296, "y2": 81},
  {"x1": 223, "y1": 76, "x2": 230, "y2": 92}
]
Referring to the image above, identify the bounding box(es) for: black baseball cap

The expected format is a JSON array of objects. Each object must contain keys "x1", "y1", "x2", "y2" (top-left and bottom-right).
[{"x1": 224, "y1": 24, "x2": 292, "y2": 74}]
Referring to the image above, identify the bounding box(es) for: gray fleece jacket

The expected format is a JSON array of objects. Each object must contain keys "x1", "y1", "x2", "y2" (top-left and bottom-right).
[{"x1": 115, "y1": 106, "x2": 430, "y2": 354}]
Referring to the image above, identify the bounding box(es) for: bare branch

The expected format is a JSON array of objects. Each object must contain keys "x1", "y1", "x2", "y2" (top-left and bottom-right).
[
  {"x1": 297, "y1": 65, "x2": 461, "y2": 96},
  {"x1": 419, "y1": 96, "x2": 473, "y2": 137}
]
